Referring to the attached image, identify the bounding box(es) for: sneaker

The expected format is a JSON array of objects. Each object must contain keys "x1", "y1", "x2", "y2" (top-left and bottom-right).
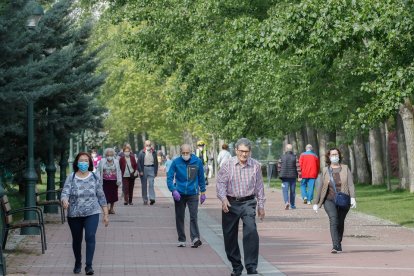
[
  {"x1": 303, "y1": 198, "x2": 307, "y2": 204},
  {"x1": 150, "y1": 199, "x2": 155, "y2": 205},
  {"x1": 337, "y1": 244, "x2": 342, "y2": 252},
  {"x1": 177, "y1": 241, "x2": 186, "y2": 247},
  {"x1": 85, "y1": 266, "x2": 94, "y2": 275},
  {"x1": 191, "y1": 238, "x2": 202, "y2": 248},
  {"x1": 307, "y1": 201, "x2": 311, "y2": 205},
  {"x1": 284, "y1": 203, "x2": 289, "y2": 210},
  {"x1": 143, "y1": 200, "x2": 148, "y2": 205},
  {"x1": 290, "y1": 205, "x2": 296, "y2": 209},
  {"x1": 331, "y1": 247, "x2": 337, "y2": 254}
]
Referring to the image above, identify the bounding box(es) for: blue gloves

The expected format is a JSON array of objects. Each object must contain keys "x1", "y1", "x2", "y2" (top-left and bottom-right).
[
  {"x1": 172, "y1": 190, "x2": 181, "y2": 201},
  {"x1": 200, "y1": 194, "x2": 206, "y2": 204}
]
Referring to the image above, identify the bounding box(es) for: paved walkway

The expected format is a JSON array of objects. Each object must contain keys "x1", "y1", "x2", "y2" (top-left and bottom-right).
[{"x1": 4, "y1": 174, "x2": 414, "y2": 275}]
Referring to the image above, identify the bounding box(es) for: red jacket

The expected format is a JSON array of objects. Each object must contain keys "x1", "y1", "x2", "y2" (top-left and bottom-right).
[
  {"x1": 299, "y1": 151, "x2": 320, "y2": 178},
  {"x1": 119, "y1": 155, "x2": 138, "y2": 177}
]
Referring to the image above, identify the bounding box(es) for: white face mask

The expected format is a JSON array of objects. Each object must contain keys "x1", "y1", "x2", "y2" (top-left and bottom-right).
[
  {"x1": 124, "y1": 152, "x2": 130, "y2": 157},
  {"x1": 182, "y1": 155, "x2": 190, "y2": 161},
  {"x1": 330, "y1": 156, "x2": 339, "y2": 164},
  {"x1": 107, "y1": 156, "x2": 113, "y2": 161},
  {"x1": 146, "y1": 146, "x2": 151, "y2": 151}
]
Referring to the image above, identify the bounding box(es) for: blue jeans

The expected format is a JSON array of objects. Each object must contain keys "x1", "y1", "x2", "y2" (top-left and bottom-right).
[
  {"x1": 67, "y1": 214, "x2": 99, "y2": 267},
  {"x1": 300, "y1": 178, "x2": 316, "y2": 201},
  {"x1": 281, "y1": 178, "x2": 296, "y2": 207}
]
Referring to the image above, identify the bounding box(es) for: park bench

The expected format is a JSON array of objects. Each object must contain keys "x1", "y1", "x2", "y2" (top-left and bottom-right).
[
  {"x1": 35, "y1": 187, "x2": 65, "y2": 224},
  {"x1": 0, "y1": 195, "x2": 47, "y2": 254}
]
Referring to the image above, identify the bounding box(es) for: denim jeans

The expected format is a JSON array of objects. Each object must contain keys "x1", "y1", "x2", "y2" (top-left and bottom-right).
[
  {"x1": 174, "y1": 195, "x2": 200, "y2": 242},
  {"x1": 300, "y1": 178, "x2": 316, "y2": 201},
  {"x1": 281, "y1": 178, "x2": 296, "y2": 207},
  {"x1": 323, "y1": 199, "x2": 350, "y2": 248},
  {"x1": 67, "y1": 214, "x2": 99, "y2": 267},
  {"x1": 141, "y1": 166, "x2": 155, "y2": 201}
]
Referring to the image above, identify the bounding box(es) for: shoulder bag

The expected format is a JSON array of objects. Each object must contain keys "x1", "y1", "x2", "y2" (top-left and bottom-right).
[{"x1": 328, "y1": 167, "x2": 350, "y2": 208}]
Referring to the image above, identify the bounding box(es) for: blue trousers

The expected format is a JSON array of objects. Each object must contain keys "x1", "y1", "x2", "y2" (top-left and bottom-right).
[
  {"x1": 67, "y1": 214, "x2": 99, "y2": 267},
  {"x1": 300, "y1": 178, "x2": 316, "y2": 201},
  {"x1": 282, "y1": 178, "x2": 296, "y2": 207}
]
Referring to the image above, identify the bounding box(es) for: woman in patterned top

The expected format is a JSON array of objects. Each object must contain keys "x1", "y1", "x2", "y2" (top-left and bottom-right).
[
  {"x1": 61, "y1": 152, "x2": 109, "y2": 275},
  {"x1": 97, "y1": 148, "x2": 122, "y2": 214}
]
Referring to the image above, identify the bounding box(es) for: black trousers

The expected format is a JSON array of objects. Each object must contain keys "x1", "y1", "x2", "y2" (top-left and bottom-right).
[
  {"x1": 222, "y1": 198, "x2": 258, "y2": 272},
  {"x1": 324, "y1": 199, "x2": 350, "y2": 248},
  {"x1": 174, "y1": 194, "x2": 200, "y2": 242}
]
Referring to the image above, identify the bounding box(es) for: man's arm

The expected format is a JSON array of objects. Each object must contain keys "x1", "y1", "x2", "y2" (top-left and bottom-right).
[
  {"x1": 166, "y1": 161, "x2": 177, "y2": 192},
  {"x1": 216, "y1": 161, "x2": 230, "y2": 202},
  {"x1": 254, "y1": 164, "x2": 266, "y2": 210}
]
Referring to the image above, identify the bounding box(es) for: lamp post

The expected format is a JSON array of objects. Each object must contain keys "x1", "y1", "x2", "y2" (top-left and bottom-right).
[
  {"x1": 59, "y1": 139, "x2": 68, "y2": 189},
  {"x1": 45, "y1": 109, "x2": 57, "y2": 213},
  {"x1": 68, "y1": 137, "x2": 74, "y2": 174},
  {"x1": 0, "y1": 178, "x2": 7, "y2": 275},
  {"x1": 22, "y1": 1, "x2": 44, "y2": 235}
]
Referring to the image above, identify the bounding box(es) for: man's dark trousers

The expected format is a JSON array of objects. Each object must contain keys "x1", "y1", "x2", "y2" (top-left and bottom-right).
[
  {"x1": 174, "y1": 194, "x2": 200, "y2": 242},
  {"x1": 222, "y1": 198, "x2": 259, "y2": 273}
]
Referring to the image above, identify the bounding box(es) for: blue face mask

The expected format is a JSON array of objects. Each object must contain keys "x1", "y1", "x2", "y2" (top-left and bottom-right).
[{"x1": 77, "y1": 161, "x2": 89, "y2": 172}]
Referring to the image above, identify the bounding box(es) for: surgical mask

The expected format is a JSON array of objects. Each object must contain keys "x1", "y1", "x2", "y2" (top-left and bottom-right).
[
  {"x1": 78, "y1": 161, "x2": 89, "y2": 172},
  {"x1": 182, "y1": 155, "x2": 190, "y2": 161},
  {"x1": 107, "y1": 156, "x2": 113, "y2": 161},
  {"x1": 330, "y1": 156, "x2": 340, "y2": 164},
  {"x1": 124, "y1": 152, "x2": 130, "y2": 157},
  {"x1": 146, "y1": 146, "x2": 151, "y2": 151}
]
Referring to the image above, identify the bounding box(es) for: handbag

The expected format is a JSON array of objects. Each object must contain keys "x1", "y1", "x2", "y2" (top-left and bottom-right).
[{"x1": 327, "y1": 167, "x2": 350, "y2": 208}]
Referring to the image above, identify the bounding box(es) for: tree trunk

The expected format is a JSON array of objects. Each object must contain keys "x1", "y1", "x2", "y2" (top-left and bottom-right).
[
  {"x1": 282, "y1": 135, "x2": 288, "y2": 153},
  {"x1": 306, "y1": 125, "x2": 319, "y2": 155},
  {"x1": 296, "y1": 130, "x2": 305, "y2": 153},
  {"x1": 134, "y1": 133, "x2": 139, "y2": 152},
  {"x1": 288, "y1": 133, "x2": 298, "y2": 154},
  {"x1": 383, "y1": 122, "x2": 392, "y2": 191},
  {"x1": 348, "y1": 144, "x2": 358, "y2": 181},
  {"x1": 399, "y1": 100, "x2": 414, "y2": 192},
  {"x1": 301, "y1": 127, "x2": 308, "y2": 146},
  {"x1": 353, "y1": 134, "x2": 372, "y2": 184},
  {"x1": 318, "y1": 129, "x2": 328, "y2": 170},
  {"x1": 337, "y1": 131, "x2": 350, "y2": 167},
  {"x1": 141, "y1": 132, "x2": 146, "y2": 146},
  {"x1": 369, "y1": 127, "x2": 385, "y2": 185},
  {"x1": 397, "y1": 113, "x2": 409, "y2": 189}
]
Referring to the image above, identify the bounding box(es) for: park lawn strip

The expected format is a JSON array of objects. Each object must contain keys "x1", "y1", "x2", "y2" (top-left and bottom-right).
[{"x1": 269, "y1": 179, "x2": 414, "y2": 228}]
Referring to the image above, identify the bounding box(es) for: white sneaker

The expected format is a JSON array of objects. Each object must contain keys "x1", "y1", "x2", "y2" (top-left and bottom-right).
[
  {"x1": 191, "y1": 238, "x2": 202, "y2": 248},
  {"x1": 307, "y1": 201, "x2": 311, "y2": 205},
  {"x1": 177, "y1": 241, "x2": 186, "y2": 247}
]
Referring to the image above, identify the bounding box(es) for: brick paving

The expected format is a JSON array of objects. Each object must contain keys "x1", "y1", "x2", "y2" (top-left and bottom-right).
[{"x1": 4, "y1": 173, "x2": 414, "y2": 275}]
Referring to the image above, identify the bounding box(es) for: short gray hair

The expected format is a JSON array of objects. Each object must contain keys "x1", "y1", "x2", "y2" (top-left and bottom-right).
[
  {"x1": 305, "y1": 144, "x2": 313, "y2": 151},
  {"x1": 235, "y1": 138, "x2": 252, "y2": 150},
  {"x1": 104, "y1": 148, "x2": 115, "y2": 156},
  {"x1": 181, "y1": 144, "x2": 191, "y2": 152}
]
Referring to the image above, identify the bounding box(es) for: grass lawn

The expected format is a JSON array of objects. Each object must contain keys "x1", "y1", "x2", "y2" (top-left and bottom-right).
[{"x1": 269, "y1": 178, "x2": 414, "y2": 228}]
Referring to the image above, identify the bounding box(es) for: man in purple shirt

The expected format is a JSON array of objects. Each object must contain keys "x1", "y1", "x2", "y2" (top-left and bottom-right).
[{"x1": 216, "y1": 138, "x2": 266, "y2": 276}]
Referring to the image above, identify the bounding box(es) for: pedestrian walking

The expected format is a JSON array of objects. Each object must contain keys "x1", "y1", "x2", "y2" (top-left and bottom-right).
[
  {"x1": 195, "y1": 140, "x2": 209, "y2": 185},
  {"x1": 278, "y1": 144, "x2": 301, "y2": 210},
  {"x1": 299, "y1": 144, "x2": 320, "y2": 204},
  {"x1": 91, "y1": 149, "x2": 102, "y2": 173},
  {"x1": 167, "y1": 144, "x2": 206, "y2": 248},
  {"x1": 217, "y1": 143, "x2": 232, "y2": 169},
  {"x1": 97, "y1": 148, "x2": 122, "y2": 214},
  {"x1": 164, "y1": 155, "x2": 173, "y2": 174},
  {"x1": 313, "y1": 148, "x2": 356, "y2": 253},
  {"x1": 61, "y1": 152, "x2": 109, "y2": 275},
  {"x1": 119, "y1": 144, "x2": 138, "y2": 205},
  {"x1": 216, "y1": 138, "x2": 265, "y2": 276},
  {"x1": 137, "y1": 140, "x2": 159, "y2": 205}
]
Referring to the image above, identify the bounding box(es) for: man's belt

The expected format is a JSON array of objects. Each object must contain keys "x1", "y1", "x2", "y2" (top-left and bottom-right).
[
  {"x1": 226, "y1": 195, "x2": 255, "y2": 202},
  {"x1": 144, "y1": 165, "x2": 154, "y2": 167}
]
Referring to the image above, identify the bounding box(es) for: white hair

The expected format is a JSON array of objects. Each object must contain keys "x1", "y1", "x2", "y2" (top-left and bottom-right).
[
  {"x1": 104, "y1": 148, "x2": 115, "y2": 156},
  {"x1": 306, "y1": 144, "x2": 313, "y2": 151}
]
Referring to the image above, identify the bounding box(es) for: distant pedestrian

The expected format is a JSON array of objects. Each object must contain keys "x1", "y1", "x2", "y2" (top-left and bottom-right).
[
  {"x1": 313, "y1": 148, "x2": 356, "y2": 253},
  {"x1": 164, "y1": 155, "x2": 173, "y2": 173},
  {"x1": 167, "y1": 144, "x2": 206, "y2": 248},
  {"x1": 217, "y1": 143, "x2": 232, "y2": 169},
  {"x1": 119, "y1": 145, "x2": 138, "y2": 205},
  {"x1": 91, "y1": 149, "x2": 102, "y2": 172},
  {"x1": 61, "y1": 152, "x2": 109, "y2": 275},
  {"x1": 195, "y1": 140, "x2": 209, "y2": 185},
  {"x1": 216, "y1": 138, "x2": 265, "y2": 276},
  {"x1": 97, "y1": 148, "x2": 122, "y2": 214},
  {"x1": 299, "y1": 144, "x2": 320, "y2": 204},
  {"x1": 278, "y1": 144, "x2": 301, "y2": 210},
  {"x1": 137, "y1": 140, "x2": 159, "y2": 205}
]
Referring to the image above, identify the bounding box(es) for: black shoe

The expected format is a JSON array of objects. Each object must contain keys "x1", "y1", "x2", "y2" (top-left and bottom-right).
[
  {"x1": 129, "y1": 202, "x2": 133, "y2": 205},
  {"x1": 85, "y1": 266, "x2": 94, "y2": 275},
  {"x1": 230, "y1": 271, "x2": 242, "y2": 276},
  {"x1": 150, "y1": 199, "x2": 155, "y2": 205},
  {"x1": 124, "y1": 202, "x2": 128, "y2": 205},
  {"x1": 73, "y1": 263, "x2": 81, "y2": 274},
  {"x1": 191, "y1": 238, "x2": 202, "y2": 248},
  {"x1": 247, "y1": 268, "x2": 258, "y2": 274}
]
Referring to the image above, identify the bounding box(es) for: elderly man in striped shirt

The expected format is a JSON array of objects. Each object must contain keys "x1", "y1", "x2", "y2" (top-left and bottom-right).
[{"x1": 216, "y1": 138, "x2": 266, "y2": 276}]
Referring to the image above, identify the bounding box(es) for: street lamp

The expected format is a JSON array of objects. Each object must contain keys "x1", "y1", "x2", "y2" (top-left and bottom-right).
[
  {"x1": 45, "y1": 109, "x2": 57, "y2": 213},
  {"x1": 22, "y1": 1, "x2": 44, "y2": 235}
]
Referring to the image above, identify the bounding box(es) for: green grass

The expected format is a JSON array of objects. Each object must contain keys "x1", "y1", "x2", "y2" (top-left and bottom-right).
[{"x1": 269, "y1": 179, "x2": 414, "y2": 228}]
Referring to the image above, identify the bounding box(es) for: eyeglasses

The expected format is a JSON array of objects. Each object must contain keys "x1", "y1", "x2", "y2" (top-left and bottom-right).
[
  {"x1": 181, "y1": 152, "x2": 191, "y2": 155},
  {"x1": 330, "y1": 154, "x2": 339, "y2": 156},
  {"x1": 237, "y1": 149, "x2": 250, "y2": 154}
]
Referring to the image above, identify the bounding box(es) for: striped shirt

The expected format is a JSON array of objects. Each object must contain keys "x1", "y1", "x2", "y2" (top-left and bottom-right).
[{"x1": 216, "y1": 156, "x2": 266, "y2": 209}]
